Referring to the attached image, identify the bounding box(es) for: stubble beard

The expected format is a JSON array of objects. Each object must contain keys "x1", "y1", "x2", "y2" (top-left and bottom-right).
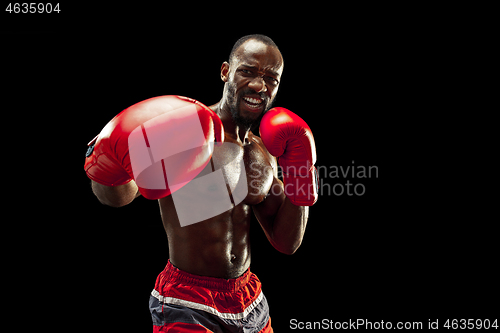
[{"x1": 225, "y1": 82, "x2": 274, "y2": 131}]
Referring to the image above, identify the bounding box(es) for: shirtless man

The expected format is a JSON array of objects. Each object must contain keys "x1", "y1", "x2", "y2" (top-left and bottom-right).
[{"x1": 85, "y1": 34, "x2": 318, "y2": 332}]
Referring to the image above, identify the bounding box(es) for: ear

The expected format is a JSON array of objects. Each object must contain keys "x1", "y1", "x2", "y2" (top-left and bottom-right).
[{"x1": 221, "y1": 61, "x2": 230, "y2": 83}]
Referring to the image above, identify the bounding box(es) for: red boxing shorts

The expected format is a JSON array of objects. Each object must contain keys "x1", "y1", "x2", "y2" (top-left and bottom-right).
[{"x1": 149, "y1": 261, "x2": 273, "y2": 333}]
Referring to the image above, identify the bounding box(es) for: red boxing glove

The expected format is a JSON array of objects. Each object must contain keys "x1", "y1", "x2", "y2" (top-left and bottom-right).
[
  {"x1": 84, "y1": 95, "x2": 224, "y2": 200},
  {"x1": 259, "y1": 107, "x2": 318, "y2": 206}
]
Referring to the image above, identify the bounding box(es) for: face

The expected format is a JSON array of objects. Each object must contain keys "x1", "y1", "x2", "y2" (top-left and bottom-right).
[{"x1": 221, "y1": 40, "x2": 284, "y2": 129}]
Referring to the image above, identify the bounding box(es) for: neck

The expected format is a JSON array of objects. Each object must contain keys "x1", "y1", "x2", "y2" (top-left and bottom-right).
[{"x1": 212, "y1": 100, "x2": 251, "y2": 144}]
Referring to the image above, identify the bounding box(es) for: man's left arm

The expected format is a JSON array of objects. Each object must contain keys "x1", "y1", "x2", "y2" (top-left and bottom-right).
[
  {"x1": 253, "y1": 107, "x2": 318, "y2": 254},
  {"x1": 253, "y1": 176, "x2": 309, "y2": 255}
]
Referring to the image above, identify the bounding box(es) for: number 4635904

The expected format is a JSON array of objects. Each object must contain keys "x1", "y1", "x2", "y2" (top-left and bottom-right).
[{"x1": 6, "y1": 3, "x2": 61, "y2": 13}]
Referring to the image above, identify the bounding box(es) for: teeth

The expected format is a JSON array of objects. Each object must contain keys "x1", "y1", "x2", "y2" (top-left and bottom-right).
[{"x1": 243, "y1": 97, "x2": 263, "y2": 105}]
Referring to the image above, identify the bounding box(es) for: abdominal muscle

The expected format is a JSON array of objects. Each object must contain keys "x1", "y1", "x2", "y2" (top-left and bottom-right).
[{"x1": 158, "y1": 195, "x2": 252, "y2": 279}]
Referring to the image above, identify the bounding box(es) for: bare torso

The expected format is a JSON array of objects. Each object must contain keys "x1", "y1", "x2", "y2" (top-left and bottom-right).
[{"x1": 158, "y1": 115, "x2": 277, "y2": 279}]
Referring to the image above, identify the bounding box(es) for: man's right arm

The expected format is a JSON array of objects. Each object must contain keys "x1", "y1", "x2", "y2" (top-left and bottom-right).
[
  {"x1": 84, "y1": 96, "x2": 224, "y2": 205},
  {"x1": 91, "y1": 180, "x2": 141, "y2": 208}
]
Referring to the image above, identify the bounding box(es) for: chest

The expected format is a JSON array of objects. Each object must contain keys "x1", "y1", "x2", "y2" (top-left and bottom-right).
[{"x1": 210, "y1": 140, "x2": 275, "y2": 206}]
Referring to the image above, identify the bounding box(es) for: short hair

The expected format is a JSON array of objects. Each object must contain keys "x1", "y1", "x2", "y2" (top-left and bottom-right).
[{"x1": 229, "y1": 34, "x2": 279, "y2": 64}]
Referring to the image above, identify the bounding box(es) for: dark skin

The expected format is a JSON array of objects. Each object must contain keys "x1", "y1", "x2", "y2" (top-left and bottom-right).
[{"x1": 91, "y1": 39, "x2": 309, "y2": 279}]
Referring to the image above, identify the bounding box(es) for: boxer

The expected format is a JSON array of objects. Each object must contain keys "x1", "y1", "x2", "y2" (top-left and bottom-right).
[{"x1": 85, "y1": 34, "x2": 317, "y2": 333}]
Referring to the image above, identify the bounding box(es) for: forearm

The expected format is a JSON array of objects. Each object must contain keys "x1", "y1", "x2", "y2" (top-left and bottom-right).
[
  {"x1": 253, "y1": 176, "x2": 311, "y2": 255},
  {"x1": 270, "y1": 197, "x2": 309, "y2": 255},
  {"x1": 91, "y1": 180, "x2": 140, "y2": 207}
]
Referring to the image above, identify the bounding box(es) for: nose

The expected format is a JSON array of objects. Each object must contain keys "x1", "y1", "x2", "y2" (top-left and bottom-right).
[{"x1": 248, "y1": 76, "x2": 267, "y2": 94}]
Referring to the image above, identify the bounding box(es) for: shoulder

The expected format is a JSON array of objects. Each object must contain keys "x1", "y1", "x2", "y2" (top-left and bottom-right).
[{"x1": 249, "y1": 131, "x2": 263, "y2": 146}]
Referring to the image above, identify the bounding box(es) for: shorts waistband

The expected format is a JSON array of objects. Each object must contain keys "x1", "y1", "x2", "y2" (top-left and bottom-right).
[{"x1": 162, "y1": 260, "x2": 252, "y2": 293}]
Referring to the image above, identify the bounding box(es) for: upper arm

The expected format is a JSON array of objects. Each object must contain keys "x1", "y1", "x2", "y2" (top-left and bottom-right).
[
  {"x1": 252, "y1": 176, "x2": 286, "y2": 241},
  {"x1": 250, "y1": 134, "x2": 283, "y2": 235},
  {"x1": 91, "y1": 180, "x2": 140, "y2": 207}
]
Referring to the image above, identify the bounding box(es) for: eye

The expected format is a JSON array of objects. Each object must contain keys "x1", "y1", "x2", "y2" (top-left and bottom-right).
[
  {"x1": 241, "y1": 69, "x2": 252, "y2": 74},
  {"x1": 266, "y1": 76, "x2": 279, "y2": 85}
]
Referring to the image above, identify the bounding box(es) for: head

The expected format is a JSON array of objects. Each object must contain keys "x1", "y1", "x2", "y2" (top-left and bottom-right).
[{"x1": 220, "y1": 34, "x2": 284, "y2": 129}]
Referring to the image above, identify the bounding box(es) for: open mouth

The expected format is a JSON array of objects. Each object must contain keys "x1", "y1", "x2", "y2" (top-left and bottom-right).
[{"x1": 242, "y1": 96, "x2": 264, "y2": 111}]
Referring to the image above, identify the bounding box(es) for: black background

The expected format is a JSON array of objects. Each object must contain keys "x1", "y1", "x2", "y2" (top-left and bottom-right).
[{"x1": 3, "y1": 4, "x2": 497, "y2": 332}]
